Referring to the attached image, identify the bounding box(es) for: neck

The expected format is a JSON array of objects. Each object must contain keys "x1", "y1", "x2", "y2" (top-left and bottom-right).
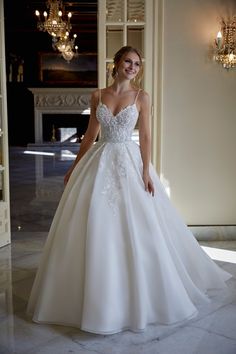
[{"x1": 110, "y1": 78, "x2": 132, "y2": 93}]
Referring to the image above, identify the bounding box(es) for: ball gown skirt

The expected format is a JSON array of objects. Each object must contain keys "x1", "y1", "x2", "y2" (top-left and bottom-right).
[{"x1": 27, "y1": 102, "x2": 232, "y2": 335}]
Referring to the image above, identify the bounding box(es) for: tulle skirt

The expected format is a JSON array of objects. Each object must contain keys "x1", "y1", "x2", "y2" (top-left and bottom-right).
[{"x1": 27, "y1": 140, "x2": 231, "y2": 334}]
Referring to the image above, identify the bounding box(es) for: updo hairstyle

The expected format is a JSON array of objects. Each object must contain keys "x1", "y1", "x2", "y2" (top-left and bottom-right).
[{"x1": 111, "y1": 46, "x2": 143, "y2": 87}]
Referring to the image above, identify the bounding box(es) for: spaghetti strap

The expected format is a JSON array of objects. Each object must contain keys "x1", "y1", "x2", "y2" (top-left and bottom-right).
[
  {"x1": 99, "y1": 89, "x2": 102, "y2": 104},
  {"x1": 134, "y1": 89, "x2": 141, "y2": 104}
]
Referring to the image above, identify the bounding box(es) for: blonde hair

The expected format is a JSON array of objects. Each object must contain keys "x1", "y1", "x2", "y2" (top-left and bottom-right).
[{"x1": 112, "y1": 46, "x2": 143, "y2": 87}]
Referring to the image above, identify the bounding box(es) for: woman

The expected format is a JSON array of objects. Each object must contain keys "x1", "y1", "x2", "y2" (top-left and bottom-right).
[{"x1": 27, "y1": 46, "x2": 231, "y2": 335}]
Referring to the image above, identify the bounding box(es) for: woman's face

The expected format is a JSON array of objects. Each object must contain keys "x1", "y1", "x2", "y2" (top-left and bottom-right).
[{"x1": 116, "y1": 51, "x2": 141, "y2": 80}]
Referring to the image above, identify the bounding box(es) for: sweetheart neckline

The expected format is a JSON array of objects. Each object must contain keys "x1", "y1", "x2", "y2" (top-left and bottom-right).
[{"x1": 99, "y1": 103, "x2": 137, "y2": 118}]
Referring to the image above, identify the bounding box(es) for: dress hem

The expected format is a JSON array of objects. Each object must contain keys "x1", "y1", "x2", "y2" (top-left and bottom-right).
[{"x1": 28, "y1": 310, "x2": 199, "y2": 336}]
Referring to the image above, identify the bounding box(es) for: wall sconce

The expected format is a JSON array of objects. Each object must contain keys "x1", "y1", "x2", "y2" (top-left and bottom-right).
[{"x1": 214, "y1": 17, "x2": 236, "y2": 69}]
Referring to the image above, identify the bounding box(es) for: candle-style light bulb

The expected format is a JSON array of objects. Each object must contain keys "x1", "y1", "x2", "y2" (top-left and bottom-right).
[
  {"x1": 229, "y1": 53, "x2": 235, "y2": 62},
  {"x1": 216, "y1": 31, "x2": 223, "y2": 48},
  {"x1": 43, "y1": 11, "x2": 48, "y2": 17},
  {"x1": 35, "y1": 10, "x2": 40, "y2": 17}
]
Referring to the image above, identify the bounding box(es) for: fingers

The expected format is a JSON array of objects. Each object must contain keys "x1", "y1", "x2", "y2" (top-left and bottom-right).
[
  {"x1": 148, "y1": 182, "x2": 155, "y2": 196},
  {"x1": 144, "y1": 178, "x2": 155, "y2": 197},
  {"x1": 64, "y1": 173, "x2": 70, "y2": 186},
  {"x1": 64, "y1": 177, "x2": 68, "y2": 186},
  {"x1": 64, "y1": 168, "x2": 74, "y2": 186}
]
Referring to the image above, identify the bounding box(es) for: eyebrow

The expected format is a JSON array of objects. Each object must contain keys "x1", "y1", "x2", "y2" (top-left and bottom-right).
[{"x1": 125, "y1": 58, "x2": 140, "y2": 63}]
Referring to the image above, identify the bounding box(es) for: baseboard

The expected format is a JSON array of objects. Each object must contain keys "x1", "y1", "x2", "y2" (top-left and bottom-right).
[{"x1": 189, "y1": 225, "x2": 236, "y2": 241}]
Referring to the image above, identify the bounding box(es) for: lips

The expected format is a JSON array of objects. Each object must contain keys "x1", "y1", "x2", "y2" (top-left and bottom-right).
[{"x1": 126, "y1": 70, "x2": 135, "y2": 74}]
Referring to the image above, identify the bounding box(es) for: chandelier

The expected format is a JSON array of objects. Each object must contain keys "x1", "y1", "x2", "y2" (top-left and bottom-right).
[
  {"x1": 52, "y1": 33, "x2": 78, "y2": 61},
  {"x1": 35, "y1": 0, "x2": 78, "y2": 61},
  {"x1": 214, "y1": 17, "x2": 236, "y2": 69}
]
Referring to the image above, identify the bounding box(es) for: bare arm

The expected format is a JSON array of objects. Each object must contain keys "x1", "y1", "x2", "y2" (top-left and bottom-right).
[
  {"x1": 64, "y1": 90, "x2": 100, "y2": 185},
  {"x1": 138, "y1": 91, "x2": 154, "y2": 196}
]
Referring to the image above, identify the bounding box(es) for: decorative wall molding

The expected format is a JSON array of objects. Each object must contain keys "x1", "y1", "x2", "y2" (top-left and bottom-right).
[{"x1": 29, "y1": 88, "x2": 94, "y2": 143}]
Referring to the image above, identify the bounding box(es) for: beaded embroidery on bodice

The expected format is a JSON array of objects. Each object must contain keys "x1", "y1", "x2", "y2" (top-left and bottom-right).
[
  {"x1": 95, "y1": 93, "x2": 140, "y2": 213},
  {"x1": 96, "y1": 95, "x2": 139, "y2": 143}
]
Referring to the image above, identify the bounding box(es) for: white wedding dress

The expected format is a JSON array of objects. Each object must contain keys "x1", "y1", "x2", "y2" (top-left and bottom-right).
[{"x1": 27, "y1": 91, "x2": 231, "y2": 335}]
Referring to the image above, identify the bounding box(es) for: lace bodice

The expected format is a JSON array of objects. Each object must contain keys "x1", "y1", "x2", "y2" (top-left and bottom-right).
[{"x1": 96, "y1": 102, "x2": 139, "y2": 143}]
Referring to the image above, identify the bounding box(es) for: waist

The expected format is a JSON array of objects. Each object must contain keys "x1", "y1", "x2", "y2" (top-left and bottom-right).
[
  {"x1": 100, "y1": 137, "x2": 132, "y2": 143},
  {"x1": 100, "y1": 131, "x2": 133, "y2": 143}
]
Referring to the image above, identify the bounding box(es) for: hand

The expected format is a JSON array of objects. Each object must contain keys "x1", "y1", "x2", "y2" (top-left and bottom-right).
[
  {"x1": 64, "y1": 169, "x2": 73, "y2": 186},
  {"x1": 143, "y1": 172, "x2": 155, "y2": 196}
]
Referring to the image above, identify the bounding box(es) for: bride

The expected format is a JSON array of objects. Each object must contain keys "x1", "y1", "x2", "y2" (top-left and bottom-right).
[{"x1": 27, "y1": 46, "x2": 231, "y2": 335}]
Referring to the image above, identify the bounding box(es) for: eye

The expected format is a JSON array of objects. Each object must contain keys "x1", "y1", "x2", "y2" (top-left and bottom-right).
[{"x1": 124, "y1": 59, "x2": 140, "y2": 66}]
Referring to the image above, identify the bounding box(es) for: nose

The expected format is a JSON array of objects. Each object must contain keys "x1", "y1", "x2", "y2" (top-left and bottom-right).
[{"x1": 129, "y1": 61, "x2": 134, "y2": 69}]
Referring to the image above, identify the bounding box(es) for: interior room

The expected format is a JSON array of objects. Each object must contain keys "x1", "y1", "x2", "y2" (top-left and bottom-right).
[{"x1": 0, "y1": 0, "x2": 236, "y2": 353}]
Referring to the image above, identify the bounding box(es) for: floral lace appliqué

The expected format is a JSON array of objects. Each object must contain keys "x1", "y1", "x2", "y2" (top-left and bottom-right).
[
  {"x1": 100, "y1": 144, "x2": 128, "y2": 214},
  {"x1": 96, "y1": 103, "x2": 139, "y2": 214}
]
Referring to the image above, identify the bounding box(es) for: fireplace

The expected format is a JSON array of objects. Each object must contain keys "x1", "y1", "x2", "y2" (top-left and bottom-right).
[
  {"x1": 29, "y1": 88, "x2": 94, "y2": 143},
  {"x1": 42, "y1": 113, "x2": 90, "y2": 142}
]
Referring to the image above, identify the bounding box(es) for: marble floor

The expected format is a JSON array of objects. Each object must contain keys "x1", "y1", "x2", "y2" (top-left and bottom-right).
[{"x1": 0, "y1": 146, "x2": 236, "y2": 354}]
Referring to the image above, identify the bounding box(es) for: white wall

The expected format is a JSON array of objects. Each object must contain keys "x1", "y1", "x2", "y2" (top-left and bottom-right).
[{"x1": 160, "y1": 0, "x2": 236, "y2": 225}]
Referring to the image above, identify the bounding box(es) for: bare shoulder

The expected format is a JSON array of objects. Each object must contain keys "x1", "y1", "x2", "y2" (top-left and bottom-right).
[
  {"x1": 90, "y1": 89, "x2": 100, "y2": 107},
  {"x1": 101, "y1": 86, "x2": 112, "y2": 95},
  {"x1": 91, "y1": 89, "x2": 100, "y2": 100},
  {"x1": 137, "y1": 90, "x2": 150, "y2": 112},
  {"x1": 138, "y1": 90, "x2": 149, "y2": 103}
]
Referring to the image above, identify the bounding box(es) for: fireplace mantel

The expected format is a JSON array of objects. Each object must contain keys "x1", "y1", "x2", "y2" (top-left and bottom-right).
[{"x1": 29, "y1": 88, "x2": 94, "y2": 143}]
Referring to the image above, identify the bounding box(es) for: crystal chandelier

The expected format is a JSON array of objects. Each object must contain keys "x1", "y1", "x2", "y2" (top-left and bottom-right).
[
  {"x1": 52, "y1": 33, "x2": 78, "y2": 61},
  {"x1": 214, "y1": 17, "x2": 236, "y2": 69},
  {"x1": 35, "y1": 0, "x2": 78, "y2": 61},
  {"x1": 35, "y1": 0, "x2": 72, "y2": 38}
]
